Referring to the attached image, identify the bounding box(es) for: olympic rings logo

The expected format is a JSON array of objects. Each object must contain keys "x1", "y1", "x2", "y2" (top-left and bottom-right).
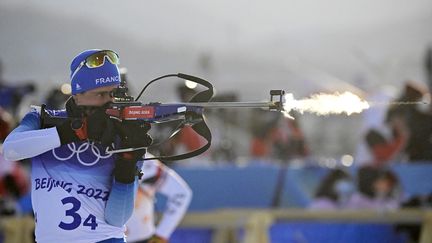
[{"x1": 52, "y1": 142, "x2": 112, "y2": 166}]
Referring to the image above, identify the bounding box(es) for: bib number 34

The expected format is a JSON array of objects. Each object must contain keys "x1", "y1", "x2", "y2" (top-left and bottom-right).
[{"x1": 59, "y1": 196, "x2": 98, "y2": 230}]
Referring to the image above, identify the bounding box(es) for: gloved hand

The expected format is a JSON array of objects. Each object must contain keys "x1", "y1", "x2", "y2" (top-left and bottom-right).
[
  {"x1": 55, "y1": 117, "x2": 87, "y2": 145},
  {"x1": 56, "y1": 107, "x2": 112, "y2": 145},
  {"x1": 86, "y1": 108, "x2": 112, "y2": 143},
  {"x1": 113, "y1": 120, "x2": 152, "y2": 160},
  {"x1": 112, "y1": 120, "x2": 152, "y2": 184},
  {"x1": 59, "y1": 97, "x2": 117, "y2": 145},
  {"x1": 148, "y1": 235, "x2": 168, "y2": 243}
]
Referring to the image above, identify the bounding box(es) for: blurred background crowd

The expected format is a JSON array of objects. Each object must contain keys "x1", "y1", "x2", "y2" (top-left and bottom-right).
[{"x1": 1, "y1": 0, "x2": 432, "y2": 242}]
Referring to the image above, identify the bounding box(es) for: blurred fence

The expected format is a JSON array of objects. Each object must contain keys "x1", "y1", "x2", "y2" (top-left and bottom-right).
[
  {"x1": 160, "y1": 162, "x2": 432, "y2": 210},
  {"x1": 175, "y1": 208, "x2": 432, "y2": 243},
  {"x1": 161, "y1": 162, "x2": 432, "y2": 243}
]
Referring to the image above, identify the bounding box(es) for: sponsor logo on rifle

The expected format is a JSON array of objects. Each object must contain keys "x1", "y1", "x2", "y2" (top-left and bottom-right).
[{"x1": 128, "y1": 109, "x2": 151, "y2": 115}]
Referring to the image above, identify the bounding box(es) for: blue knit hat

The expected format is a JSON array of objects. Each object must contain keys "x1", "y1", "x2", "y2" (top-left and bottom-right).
[{"x1": 70, "y1": 49, "x2": 121, "y2": 95}]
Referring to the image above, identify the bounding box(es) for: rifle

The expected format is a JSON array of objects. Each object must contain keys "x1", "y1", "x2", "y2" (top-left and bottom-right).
[{"x1": 40, "y1": 73, "x2": 286, "y2": 161}]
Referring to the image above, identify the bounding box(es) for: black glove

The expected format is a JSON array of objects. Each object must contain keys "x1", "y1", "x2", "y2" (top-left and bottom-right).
[
  {"x1": 55, "y1": 117, "x2": 86, "y2": 145},
  {"x1": 112, "y1": 120, "x2": 152, "y2": 183},
  {"x1": 57, "y1": 98, "x2": 113, "y2": 145},
  {"x1": 114, "y1": 120, "x2": 153, "y2": 159},
  {"x1": 86, "y1": 108, "x2": 112, "y2": 143}
]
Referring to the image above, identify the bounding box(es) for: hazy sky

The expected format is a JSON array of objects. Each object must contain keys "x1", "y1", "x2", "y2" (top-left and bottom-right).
[
  {"x1": 3, "y1": 0, "x2": 432, "y2": 51},
  {"x1": 1, "y1": 0, "x2": 432, "y2": 97}
]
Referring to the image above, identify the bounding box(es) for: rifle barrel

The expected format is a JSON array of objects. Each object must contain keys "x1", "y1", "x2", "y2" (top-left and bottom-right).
[{"x1": 179, "y1": 101, "x2": 276, "y2": 109}]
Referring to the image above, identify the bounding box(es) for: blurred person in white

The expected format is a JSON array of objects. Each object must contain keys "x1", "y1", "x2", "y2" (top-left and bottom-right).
[
  {"x1": 126, "y1": 154, "x2": 192, "y2": 243},
  {"x1": 309, "y1": 168, "x2": 355, "y2": 210},
  {"x1": 348, "y1": 166, "x2": 401, "y2": 211}
]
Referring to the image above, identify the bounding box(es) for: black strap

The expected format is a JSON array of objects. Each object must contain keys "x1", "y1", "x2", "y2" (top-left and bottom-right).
[
  {"x1": 145, "y1": 119, "x2": 212, "y2": 161},
  {"x1": 143, "y1": 73, "x2": 214, "y2": 161}
]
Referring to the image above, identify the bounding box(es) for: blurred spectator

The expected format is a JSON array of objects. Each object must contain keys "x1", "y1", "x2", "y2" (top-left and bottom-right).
[
  {"x1": 0, "y1": 109, "x2": 30, "y2": 216},
  {"x1": 309, "y1": 168, "x2": 355, "y2": 210},
  {"x1": 0, "y1": 59, "x2": 36, "y2": 116},
  {"x1": 269, "y1": 112, "x2": 309, "y2": 161},
  {"x1": 355, "y1": 86, "x2": 396, "y2": 166},
  {"x1": 250, "y1": 111, "x2": 308, "y2": 162},
  {"x1": 386, "y1": 81, "x2": 432, "y2": 162},
  {"x1": 249, "y1": 109, "x2": 276, "y2": 161},
  {"x1": 386, "y1": 81, "x2": 426, "y2": 121},
  {"x1": 0, "y1": 154, "x2": 30, "y2": 215},
  {"x1": 402, "y1": 106, "x2": 432, "y2": 162},
  {"x1": 250, "y1": 132, "x2": 270, "y2": 159},
  {"x1": 358, "y1": 81, "x2": 432, "y2": 165},
  {"x1": 0, "y1": 101, "x2": 33, "y2": 243},
  {"x1": 364, "y1": 116, "x2": 408, "y2": 168},
  {"x1": 348, "y1": 166, "x2": 401, "y2": 211}
]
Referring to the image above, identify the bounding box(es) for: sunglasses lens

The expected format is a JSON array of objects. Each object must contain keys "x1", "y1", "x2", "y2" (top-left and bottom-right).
[
  {"x1": 85, "y1": 50, "x2": 120, "y2": 68},
  {"x1": 86, "y1": 52, "x2": 106, "y2": 68},
  {"x1": 104, "y1": 51, "x2": 120, "y2": 65}
]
